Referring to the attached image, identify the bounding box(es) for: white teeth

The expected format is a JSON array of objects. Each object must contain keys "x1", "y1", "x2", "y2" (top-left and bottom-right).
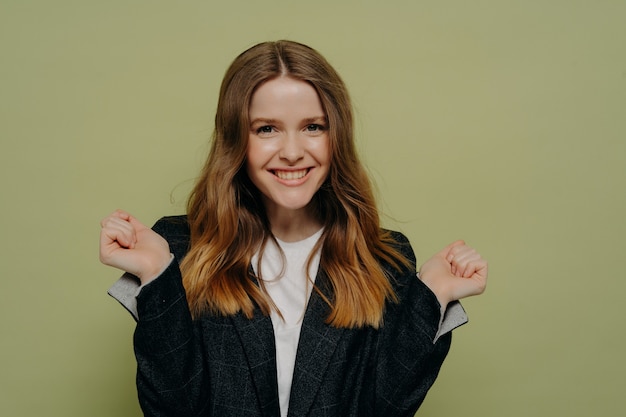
[{"x1": 274, "y1": 169, "x2": 308, "y2": 180}]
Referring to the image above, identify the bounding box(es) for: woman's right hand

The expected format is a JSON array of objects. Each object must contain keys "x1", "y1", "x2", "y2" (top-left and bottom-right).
[{"x1": 99, "y1": 210, "x2": 171, "y2": 286}]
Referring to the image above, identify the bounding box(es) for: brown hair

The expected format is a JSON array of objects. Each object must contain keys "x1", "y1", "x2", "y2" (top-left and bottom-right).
[{"x1": 181, "y1": 40, "x2": 409, "y2": 328}]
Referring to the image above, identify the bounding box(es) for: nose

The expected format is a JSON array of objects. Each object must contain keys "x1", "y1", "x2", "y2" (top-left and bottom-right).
[{"x1": 279, "y1": 132, "x2": 304, "y2": 164}]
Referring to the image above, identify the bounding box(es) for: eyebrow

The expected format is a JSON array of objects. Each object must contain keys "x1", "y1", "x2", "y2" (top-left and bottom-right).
[
  {"x1": 249, "y1": 116, "x2": 327, "y2": 126},
  {"x1": 303, "y1": 116, "x2": 327, "y2": 124},
  {"x1": 249, "y1": 118, "x2": 278, "y2": 126}
]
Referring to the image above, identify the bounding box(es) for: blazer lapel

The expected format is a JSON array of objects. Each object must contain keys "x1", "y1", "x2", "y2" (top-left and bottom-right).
[
  {"x1": 287, "y1": 271, "x2": 345, "y2": 417},
  {"x1": 230, "y1": 310, "x2": 280, "y2": 417}
]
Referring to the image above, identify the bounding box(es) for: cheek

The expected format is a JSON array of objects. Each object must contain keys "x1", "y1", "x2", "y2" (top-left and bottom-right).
[
  {"x1": 246, "y1": 137, "x2": 279, "y2": 163},
  {"x1": 318, "y1": 138, "x2": 331, "y2": 165},
  {"x1": 307, "y1": 133, "x2": 330, "y2": 160},
  {"x1": 245, "y1": 138, "x2": 264, "y2": 169}
]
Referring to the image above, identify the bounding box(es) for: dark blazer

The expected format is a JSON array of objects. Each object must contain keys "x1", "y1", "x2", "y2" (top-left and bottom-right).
[{"x1": 110, "y1": 216, "x2": 463, "y2": 417}]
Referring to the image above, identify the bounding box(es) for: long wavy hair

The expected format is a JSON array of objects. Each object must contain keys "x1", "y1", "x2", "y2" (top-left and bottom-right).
[{"x1": 181, "y1": 40, "x2": 409, "y2": 328}]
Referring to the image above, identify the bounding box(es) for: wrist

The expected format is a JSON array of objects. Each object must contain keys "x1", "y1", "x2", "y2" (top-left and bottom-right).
[
  {"x1": 419, "y1": 269, "x2": 452, "y2": 309},
  {"x1": 138, "y1": 254, "x2": 174, "y2": 286}
]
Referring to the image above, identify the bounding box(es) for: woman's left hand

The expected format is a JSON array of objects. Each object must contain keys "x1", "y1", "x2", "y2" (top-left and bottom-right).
[{"x1": 419, "y1": 240, "x2": 488, "y2": 308}]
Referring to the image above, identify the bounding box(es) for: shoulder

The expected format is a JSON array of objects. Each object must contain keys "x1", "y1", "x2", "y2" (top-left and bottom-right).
[
  {"x1": 152, "y1": 215, "x2": 191, "y2": 259},
  {"x1": 383, "y1": 229, "x2": 417, "y2": 268},
  {"x1": 380, "y1": 229, "x2": 422, "y2": 296},
  {"x1": 381, "y1": 231, "x2": 443, "y2": 332},
  {"x1": 152, "y1": 215, "x2": 189, "y2": 235}
]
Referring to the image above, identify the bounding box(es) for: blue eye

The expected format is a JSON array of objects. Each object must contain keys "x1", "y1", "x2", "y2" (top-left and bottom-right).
[
  {"x1": 256, "y1": 125, "x2": 274, "y2": 134},
  {"x1": 306, "y1": 124, "x2": 325, "y2": 132}
]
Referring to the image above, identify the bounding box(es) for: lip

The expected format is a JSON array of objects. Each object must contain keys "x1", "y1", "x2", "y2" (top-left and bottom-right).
[{"x1": 269, "y1": 167, "x2": 313, "y2": 185}]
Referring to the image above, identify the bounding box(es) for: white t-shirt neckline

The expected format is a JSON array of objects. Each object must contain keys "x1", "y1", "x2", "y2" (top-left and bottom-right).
[{"x1": 251, "y1": 228, "x2": 323, "y2": 417}]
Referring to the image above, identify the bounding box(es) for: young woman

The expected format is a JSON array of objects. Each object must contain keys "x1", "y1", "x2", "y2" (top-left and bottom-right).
[{"x1": 100, "y1": 40, "x2": 487, "y2": 417}]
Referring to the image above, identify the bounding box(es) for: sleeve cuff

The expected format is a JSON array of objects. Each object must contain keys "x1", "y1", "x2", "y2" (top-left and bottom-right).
[
  {"x1": 414, "y1": 271, "x2": 469, "y2": 343},
  {"x1": 107, "y1": 272, "x2": 141, "y2": 321},
  {"x1": 434, "y1": 300, "x2": 468, "y2": 343},
  {"x1": 107, "y1": 254, "x2": 175, "y2": 321}
]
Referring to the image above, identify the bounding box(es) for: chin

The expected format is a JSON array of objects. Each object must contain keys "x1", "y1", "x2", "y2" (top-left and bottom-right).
[{"x1": 267, "y1": 192, "x2": 318, "y2": 213}]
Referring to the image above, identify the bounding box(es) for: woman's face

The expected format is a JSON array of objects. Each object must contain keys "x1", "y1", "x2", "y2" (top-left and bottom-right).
[{"x1": 246, "y1": 77, "x2": 330, "y2": 222}]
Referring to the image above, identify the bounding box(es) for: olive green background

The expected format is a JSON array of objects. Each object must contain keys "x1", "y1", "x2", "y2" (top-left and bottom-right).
[{"x1": 1, "y1": 1, "x2": 624, "y2": 416}]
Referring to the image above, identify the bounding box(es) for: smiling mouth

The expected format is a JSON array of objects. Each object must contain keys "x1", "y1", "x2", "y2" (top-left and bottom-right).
[{"x1": 272, "y1": 169, "x2": 309, "y2": 180}]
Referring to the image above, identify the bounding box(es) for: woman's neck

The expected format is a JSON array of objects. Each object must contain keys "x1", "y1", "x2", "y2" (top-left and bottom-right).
[{"x1": 266, "y1": 206, "x2": 323, "y2": 243}]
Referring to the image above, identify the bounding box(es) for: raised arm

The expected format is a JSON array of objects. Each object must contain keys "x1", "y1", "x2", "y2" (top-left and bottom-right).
[
  {"x1": 100, "y1": 211, "x2": 210, "y2": 416},
  {"x1": 373, "y1": 237, "x2": 487, "y2": 415}
]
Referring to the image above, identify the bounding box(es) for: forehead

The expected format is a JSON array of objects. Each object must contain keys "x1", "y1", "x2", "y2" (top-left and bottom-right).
[{"x1": 249, "y1": 77, "x2": 325, "y2": 119}]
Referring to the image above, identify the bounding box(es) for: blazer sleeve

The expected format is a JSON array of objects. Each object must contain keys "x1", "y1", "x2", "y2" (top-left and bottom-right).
[
  {"x1": 110, "y1": 217, "x2": 211, "y2": 416},
  {"x1": 134, "y1": 259, "x2": 212, "y2": 416},
  {"x1": 373, "y1": 232, "x2": 456, "y2": 416}
]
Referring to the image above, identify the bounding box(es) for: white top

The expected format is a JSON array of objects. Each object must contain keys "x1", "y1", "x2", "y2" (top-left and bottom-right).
[{"x1": 251, "y1": 229, "x2": 323, "y2": 417}]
